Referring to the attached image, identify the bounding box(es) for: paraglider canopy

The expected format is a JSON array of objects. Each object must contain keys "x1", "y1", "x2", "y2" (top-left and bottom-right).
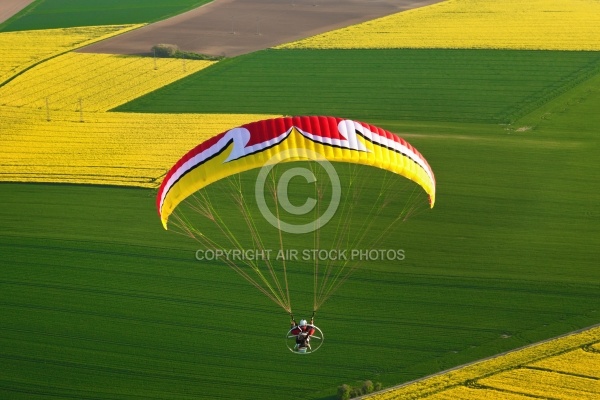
[
  {"x1": 157, "y1": 116, "x2": 435, "y2": 230},
  {"x1": 157, "y1": 116, "x2": 436, "y2": 318}
]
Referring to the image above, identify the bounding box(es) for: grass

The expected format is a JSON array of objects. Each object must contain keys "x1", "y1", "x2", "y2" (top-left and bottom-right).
[
  {"x1": 2, "y1": 75, "x2": 599, "y2": 398},
  {"x1": 515, "y1": 65, "x2": 600, "y2": 138},
  {"x1": 0, "y1": 0, "x2": 211, "y2": 32},
  {"x1": 115, "y1": 49, "x2": 600, "y2": 124}
]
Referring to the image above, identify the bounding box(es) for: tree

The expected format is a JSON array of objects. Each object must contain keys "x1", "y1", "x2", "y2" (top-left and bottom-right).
[
  {"x1": 337, "y1": 384, "x2": 351, "y2": 400},
  {"x1": 362, "y1": 380, "x2": 374, "y2": 394},
  {"x1": 151, "y1": 44, "x2": 179, "y2": 58}
]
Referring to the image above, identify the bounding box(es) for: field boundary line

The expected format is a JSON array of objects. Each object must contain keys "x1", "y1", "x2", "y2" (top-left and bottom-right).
[
  {"x1": 360, "y1": 322, "x2": 600, "y2": 399},
  {"x1": 0, "y1": 24, "x2": 144, "y2": 88}
]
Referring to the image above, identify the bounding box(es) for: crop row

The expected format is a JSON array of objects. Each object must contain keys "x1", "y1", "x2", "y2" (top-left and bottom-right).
[
  {"x1": 365, "y1": 327, "x2": 600, "y2": 399},
  {"x1": 278, "y1": 0, "x2": 600, "y2": 51},
  {"x1": 0, "y1": 52, "x2": 215, "y2": 112},
  {"x1": 0, "y1": 25, "x2": 142, "y2": 85},
  {"x1": 0, "y1": 106, "x2": 280, "y2": 187}
]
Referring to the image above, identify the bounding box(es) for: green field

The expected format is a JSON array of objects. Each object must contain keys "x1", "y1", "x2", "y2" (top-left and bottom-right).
[
  {"x1": 0, "y1": 0, "x2": 212, "y2": 32},
  {"x1": 2, "y1": 69, "x2": 599, "y2": 397},
  {"x1": 116, "y1": 49, "x2": 600, "y2": 124},
  {"x1": 2, "y1": 1, "x2": 600, "y2": 396}
]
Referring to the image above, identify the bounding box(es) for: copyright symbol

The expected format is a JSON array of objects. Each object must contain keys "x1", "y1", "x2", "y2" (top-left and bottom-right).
[{"x1": 255, "y1": 149, "x2": 340, "y2": 234}]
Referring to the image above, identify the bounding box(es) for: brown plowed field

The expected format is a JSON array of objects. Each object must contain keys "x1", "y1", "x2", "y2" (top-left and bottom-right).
[
  {"x1": 0, "y1": 0, "x2": 34, "y2": 24},
  {"x1": 79, "y1": 0, "x2": 443, "y2": 57}
]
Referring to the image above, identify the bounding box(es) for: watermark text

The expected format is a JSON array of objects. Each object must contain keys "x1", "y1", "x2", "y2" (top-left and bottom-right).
[{"x1": 195, "y1": 248, "x2": 405, "y2": 262}]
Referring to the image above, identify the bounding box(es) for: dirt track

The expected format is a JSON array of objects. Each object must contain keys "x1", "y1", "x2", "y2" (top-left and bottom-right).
[
  {"x1": 80, "y1": 0, "x2": 443, "y2": 57},
  {"x1": 0, "y1": 0, "x2": 34, "y2": 25}
]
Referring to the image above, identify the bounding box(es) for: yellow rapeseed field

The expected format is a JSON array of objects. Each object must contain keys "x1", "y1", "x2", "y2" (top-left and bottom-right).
[
  {"x1": 530, "y1": 347, "x2": 600, "y2": 379},
  {"x1": 365, "y1": 326, "x2": 600, "y2": 399},
  {"x1": 277, "y1": 0, "x2": 600, "y2": 51},
  {"x1": 0, "y1": 52, "x2": 215, "y2": 112},
  {"x1": 424, "y1": 386, "x2": 528, "y2": 400},
  {"x1": 0, "y1": 106, "x2": 281, "y2": 187},
  {"x1": 0, "y1": 25, "x2": 143, "y2": 84},
  {"x1": 479, "y1": 367, "x2": 600, "y2": 399}
]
